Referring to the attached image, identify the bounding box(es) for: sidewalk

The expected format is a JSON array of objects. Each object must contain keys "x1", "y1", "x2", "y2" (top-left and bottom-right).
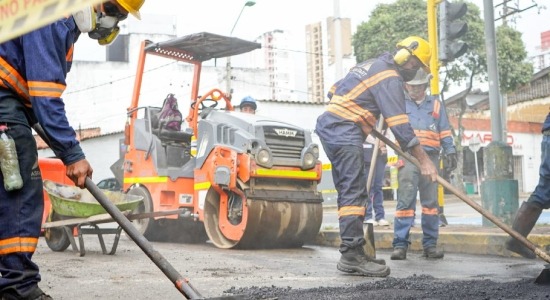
[{"x1": 315, "y1": 194, "x2": 550, "y2": 258}]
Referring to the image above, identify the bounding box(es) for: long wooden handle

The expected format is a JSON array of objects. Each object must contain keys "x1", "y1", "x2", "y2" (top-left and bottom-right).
[
  {"x1": 369, "y1": 129, "x2": 550, "y2": 263},
  {"x1": 366, "y1": 117, "x2": 384, "y2": 195}
]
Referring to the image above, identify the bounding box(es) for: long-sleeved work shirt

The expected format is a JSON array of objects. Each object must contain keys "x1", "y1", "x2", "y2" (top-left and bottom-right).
[
  {"x1": 405, "y1": 95, "x2": 456, "y2": 155},
  {"x1": 316, "y1": 52, "x2": 419, "y2": 151},
  {"x1": 0, "y1": 17, "x2": 84, "y2": 165}
]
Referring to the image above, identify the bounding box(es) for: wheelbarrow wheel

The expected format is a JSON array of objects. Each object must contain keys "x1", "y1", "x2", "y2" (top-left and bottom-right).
[
  {"x1": 44, "y1": 211, "x2": 71, "y2": 252},
  {"x1": 127, "y1": 185, "x2": 159, "y2": 239}
]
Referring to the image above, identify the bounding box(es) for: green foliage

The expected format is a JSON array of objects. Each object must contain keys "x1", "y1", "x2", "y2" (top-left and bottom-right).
[
  {"x1": 353, "y1": 0, "x2": 427, "y2": 62},
  {"x1": 352, "y1": 0, "x2": 533, "y2": 93},
  {"x1": 496, "y1": 26, "x2": 533, "y2": 92}
]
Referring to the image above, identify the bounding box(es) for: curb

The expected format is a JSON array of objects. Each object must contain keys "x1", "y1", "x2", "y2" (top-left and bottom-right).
[{"x1": 315, "y1": 228, "x2": 550, "y2": 258}]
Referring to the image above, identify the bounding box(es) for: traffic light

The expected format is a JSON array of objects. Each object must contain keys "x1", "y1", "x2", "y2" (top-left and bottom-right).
[{"x1": 439, "y1": 0, "x2": 468, "y2": 63}]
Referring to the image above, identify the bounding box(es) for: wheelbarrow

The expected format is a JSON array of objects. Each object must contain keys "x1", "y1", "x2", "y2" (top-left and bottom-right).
[{"x1": 42, "y1": 180, "x2": 144, "y2": 256}]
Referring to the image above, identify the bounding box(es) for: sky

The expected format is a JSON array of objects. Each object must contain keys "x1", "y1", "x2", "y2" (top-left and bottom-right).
[
  {"x1": 136, "y1": 0, "x2": 549, "y2": 56},
  {"x1": 72, "y1": 0, "x2": 549, "y2": 101}
]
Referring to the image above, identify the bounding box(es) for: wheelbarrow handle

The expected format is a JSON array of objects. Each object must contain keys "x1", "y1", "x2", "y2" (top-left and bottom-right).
[{"x1": 369, "y1": 128, "x2": 550, "y2": 264}]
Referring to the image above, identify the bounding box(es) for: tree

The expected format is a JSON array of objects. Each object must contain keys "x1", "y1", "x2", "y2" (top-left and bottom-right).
[
  {"x1": 352, "y1": 0, "x2": 531, "y2": 93},
  {"x1": 352, "y1": 0, "x2": 533, "y2": 191},
  {"x1": 495, "y1": 25, "x2": 533, "y2": 93},
  {"x1": 353, "y1": 0, "x2": 428, "y2": 63}
]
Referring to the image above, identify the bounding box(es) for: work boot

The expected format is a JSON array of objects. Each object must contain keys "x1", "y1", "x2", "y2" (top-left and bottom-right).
[
  {"x1": 390, "y1": 247, "x2": 407, "y2": 260},
  {"x1": 423, "y1": 246, "x2": 444, "y2": 259},
  {"x1": 505, "y1": 201, "x2": 543, "y2": 259},
  {"x1": 337, "y1": 247, "x2": 390, "y2": 277},
  {"x1": 2, "y1": 287, "x2": 53, "y2": 300},
  {"x1": 364, "y1": 253, "x2": 386, "y2": 265},
  {"x1": 29, "y1": 287, "x2": 53, "y2": 300}
]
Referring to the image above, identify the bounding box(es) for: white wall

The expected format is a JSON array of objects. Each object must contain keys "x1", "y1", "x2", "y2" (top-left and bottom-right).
[
  {"x1": 65, "y1": 33, "x2": 270, "y2": 135},
  {"x1": 38, "y1": 133, "x2": 123, "y2": 183},
  {"x1": 462, "y1": 130, "x2": 541, "y2": 193}
]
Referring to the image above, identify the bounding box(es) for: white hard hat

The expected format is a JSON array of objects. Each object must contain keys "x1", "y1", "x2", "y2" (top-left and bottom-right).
[{"x1": 406, "y1": 69, "x2": 432, "y2": 85}]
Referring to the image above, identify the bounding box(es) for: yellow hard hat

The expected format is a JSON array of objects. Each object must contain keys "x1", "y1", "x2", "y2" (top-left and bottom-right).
[
  {"x1": 116, "y1": 0, "x2": 144, "y2": 19},
  {"x1": 396, "y1": 36, "x2": 431, "y2": 72}
]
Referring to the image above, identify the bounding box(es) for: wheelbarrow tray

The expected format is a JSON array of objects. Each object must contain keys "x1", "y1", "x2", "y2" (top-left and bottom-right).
[{"x1": 43, "y1": 180, "x2": 142, "y2": 218}]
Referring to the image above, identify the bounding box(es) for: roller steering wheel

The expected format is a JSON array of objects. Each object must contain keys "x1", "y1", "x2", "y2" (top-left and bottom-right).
[{"x1": 191, "y1": 99, "x2": 219, "y2": 110}]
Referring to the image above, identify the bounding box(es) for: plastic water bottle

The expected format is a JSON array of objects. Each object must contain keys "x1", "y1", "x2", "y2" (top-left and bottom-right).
[{"x1": 0, "y1": 129, "x2": 23, "y2": 191}]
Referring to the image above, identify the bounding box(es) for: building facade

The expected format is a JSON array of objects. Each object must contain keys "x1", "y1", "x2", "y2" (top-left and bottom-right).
[
  {"x1": 252, "y1": 30, "x2": 296, "y2": 101},
  {"x1": 305, "y1": 22, "x2": 325, "y2": 103}
]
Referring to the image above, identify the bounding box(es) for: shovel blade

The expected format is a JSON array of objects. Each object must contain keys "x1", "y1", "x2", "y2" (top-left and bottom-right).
[{"x1": 535, "y1": 264, "x2": 550, "y2": 285}]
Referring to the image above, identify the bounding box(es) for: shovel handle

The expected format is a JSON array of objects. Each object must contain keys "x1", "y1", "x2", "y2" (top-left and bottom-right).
[
  {"x1": 369, "y1": 129, "x2": 550, "y2": 264},
  {"x1": 85, "y1": 178, "x2": 203, "y2": 299},
  {"x1": 34, "y1": 123, "x2": 202, "y2": 298},
  {"x1": 366, "y1": 117, "x2": 384, "y2": 195}
]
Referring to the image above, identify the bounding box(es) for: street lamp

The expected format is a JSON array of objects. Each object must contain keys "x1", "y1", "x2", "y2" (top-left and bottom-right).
[{"x1": 226, "y1": 0, "x2": 256, "y2": 98}]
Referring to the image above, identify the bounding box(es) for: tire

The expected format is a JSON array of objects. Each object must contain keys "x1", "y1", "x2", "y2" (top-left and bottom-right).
[
  {"x1": 44, "y1": 212, "x2": 71, "y2": 252},
  {"x1": 164, "y1": 219, "x2": 208, "y2": 244},
  {"x1": 127, "y1": 185, "x2": 158, "y2": 239}
]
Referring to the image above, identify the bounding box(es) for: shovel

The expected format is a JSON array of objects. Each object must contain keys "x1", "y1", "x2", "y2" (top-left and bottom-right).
[
  {"x1": 369, "y1": 128, "x2": 550, "y2": 284},
  {"x1": 363, "y1": 118, "x2": 384, "y2": 259},
  {"x1": 34, "y1": 124, "x2": 203, "y2": 298}
]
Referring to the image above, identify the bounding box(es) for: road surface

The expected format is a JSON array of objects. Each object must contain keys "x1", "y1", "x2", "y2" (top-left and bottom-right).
[{"x1": 34, "y1": 234, "x2": 549, "y2": 299}]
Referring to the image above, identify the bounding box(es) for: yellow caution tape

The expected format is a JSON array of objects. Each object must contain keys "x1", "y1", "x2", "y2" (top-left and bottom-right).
[
  {"x1": 0, "y1": 0, "x2": 105, "y2": 44},
  {"x1": 387, "y1": 155, "x2": 398, "y2": 164},
  {"x1": 390, "y1": 167, "x2": 398, "y2": 189},
  {"x1": 124, "y1": 176, "x2": 168, "y2": 184},
  {"x1": 194, "y1": 181, "x2": 211, "y2": 191},
  {"x1": 324, "y1": 156, "x2": 398, "y2": 170}
]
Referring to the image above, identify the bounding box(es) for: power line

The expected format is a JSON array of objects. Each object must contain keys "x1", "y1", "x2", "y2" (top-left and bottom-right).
[
  {"x1": 232, "y1": 78, "x2": 314, "y2": 96},
  {"x1": 265, "y1": 45, "x2": 335, "y2": 58},
  {"x1": 65, "y1": 61, "x2": 177, "y2": 95},
  {"x1": 63, "y1": 42, "x2": 341, "y2": 103}
]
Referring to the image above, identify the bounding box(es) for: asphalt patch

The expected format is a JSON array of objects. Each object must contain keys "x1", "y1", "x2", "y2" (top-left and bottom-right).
[{"x1": 223, "y1": 274, "x2": 550, "y2": 299}]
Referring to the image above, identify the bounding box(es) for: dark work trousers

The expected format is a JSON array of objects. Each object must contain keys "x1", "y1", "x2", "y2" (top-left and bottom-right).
[
  {"x1": 528, "y1": 134, "x2": 550, "y2": 209},
  {"x1": 0, "y1": 123, "x2": 44, "y2": 298},
  {"x1": 393, "y1": 153, "x2": 440, "y2": 250},
  {"x1": 320, "y1": 141, "x2": 367, "y2": 249}
]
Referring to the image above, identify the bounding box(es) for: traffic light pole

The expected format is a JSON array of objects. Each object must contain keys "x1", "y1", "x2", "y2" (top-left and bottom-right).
[
  {"x1": 427, "y1": 0, "x2": 448, "y2": 226},
  {"x1": 427, "y1": 0, "x2": 441, "y2": 96}
]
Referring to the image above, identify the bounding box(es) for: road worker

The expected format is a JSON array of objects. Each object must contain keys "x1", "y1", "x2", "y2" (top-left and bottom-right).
[
  {"x1": 390, "y1": 69, "x2": 457, "y2": 260},
  {"x1": 240, "y1": 96, "x2": 257, "y2": 114},
  {"x1": 0, "y1": 1, "x2": 144, "y2": 298},
  {"x1": 505, "y1": 111, "x2": 550, "y2": 259},
  {"x1": 315, "y1": 36, "x2": 438, "y2": 277}
]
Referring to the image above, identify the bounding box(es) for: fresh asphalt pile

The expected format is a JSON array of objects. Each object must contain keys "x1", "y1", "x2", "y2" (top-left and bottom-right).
[{"x1": 224, "y1": 275, "x2": 550, "y2": 299}]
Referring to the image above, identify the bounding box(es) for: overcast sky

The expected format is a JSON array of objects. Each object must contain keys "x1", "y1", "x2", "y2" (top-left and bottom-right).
[
  {"x1": 138, "y1": 0, "x2": 548, "y2": 55},
  {"x1": 71, "y1": 0, "x2": 549, "y2": 102}
]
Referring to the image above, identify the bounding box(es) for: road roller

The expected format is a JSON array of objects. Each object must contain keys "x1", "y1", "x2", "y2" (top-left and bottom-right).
[{"x1": 112, "y1": 32, "x2": 323, "y2": 248}]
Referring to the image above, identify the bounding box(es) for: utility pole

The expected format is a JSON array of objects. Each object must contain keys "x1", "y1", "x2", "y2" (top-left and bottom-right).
[
  {"x1": 480, "y1": 0, "x2": 518, "y2": 226},
  {"x1": 225, "y1": 1, "x2": 256, "y2": 98},
  {"x1": 495, "y1": 0, "x2": 540, "y2": 24}
]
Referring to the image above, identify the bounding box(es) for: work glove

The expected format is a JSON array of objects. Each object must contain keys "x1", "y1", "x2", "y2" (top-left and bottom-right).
[{"x1": 445, "y1": 153, "x2": 457, "y2": 172}]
